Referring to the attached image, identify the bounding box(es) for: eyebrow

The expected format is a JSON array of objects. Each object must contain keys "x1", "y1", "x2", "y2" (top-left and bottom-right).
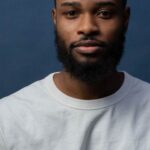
[{"x1": 61, "y1": 2, "x2": 81, "y2": 7}]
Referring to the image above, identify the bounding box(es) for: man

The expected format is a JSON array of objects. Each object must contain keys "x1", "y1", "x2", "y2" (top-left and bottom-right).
[{"x1": 0, "y1": 0, "x2": 150, "y2": 149}]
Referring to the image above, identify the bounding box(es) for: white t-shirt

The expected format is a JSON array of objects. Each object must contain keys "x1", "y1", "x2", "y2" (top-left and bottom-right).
[{"x1": 0, "y1": 72, "x2": 150, "y2": 150}]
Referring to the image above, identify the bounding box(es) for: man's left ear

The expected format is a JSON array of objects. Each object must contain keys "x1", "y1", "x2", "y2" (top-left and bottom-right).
[
  {"x1": 123, "y1": 7, "x2": 130, "y2": 32},
  {"x1": 52, "y1": 8, "x2": 57, "y2": 25}
]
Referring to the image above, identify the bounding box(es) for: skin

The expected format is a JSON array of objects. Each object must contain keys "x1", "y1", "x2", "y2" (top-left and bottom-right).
[{"x1": 52, "y1": 0, "x2": 130, "y2": 100}]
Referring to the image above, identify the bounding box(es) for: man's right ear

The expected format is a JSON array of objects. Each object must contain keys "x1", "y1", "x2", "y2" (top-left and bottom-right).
[{"x1": 52, "y1": 8, "x2": 57, "y2": 25}]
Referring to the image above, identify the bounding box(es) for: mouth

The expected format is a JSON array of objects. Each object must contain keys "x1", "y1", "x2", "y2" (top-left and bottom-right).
[
  {"x1": 74, "y1": 46, "x2": 103, "y2": 54},
  {"x1": 73, "y1": 40, "x2": 106, "y2": 54}
]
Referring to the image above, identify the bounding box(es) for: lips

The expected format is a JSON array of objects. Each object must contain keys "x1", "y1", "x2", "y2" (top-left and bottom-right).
[
  {"x1": 74, "y1": 46, "x2": 101, "y2": 54},
  {"x1": 73, "y1": 40, "x2": 106, "y2": 54}
]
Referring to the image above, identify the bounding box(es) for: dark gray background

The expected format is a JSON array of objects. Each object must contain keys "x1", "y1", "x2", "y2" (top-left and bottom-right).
[{"x1": 0, "y1": 0, "x2": 150, "y2": 98}]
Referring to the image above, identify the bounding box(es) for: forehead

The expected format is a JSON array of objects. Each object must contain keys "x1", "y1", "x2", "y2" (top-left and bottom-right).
[{"x1": 56, "y1": 0, "x2": 123, "y2": 7}]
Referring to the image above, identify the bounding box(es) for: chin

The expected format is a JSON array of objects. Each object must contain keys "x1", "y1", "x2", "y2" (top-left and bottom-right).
[{"x1": 72, "y1": 52, "x2": 103, "y2": 65}]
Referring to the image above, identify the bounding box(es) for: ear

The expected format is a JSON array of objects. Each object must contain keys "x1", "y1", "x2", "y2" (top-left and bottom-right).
[
  {"x1": 52, "y1": 8, "x2": 57, "y2": 25},
  {"x1": 123, "y1": 6, "x2": 131, "y2": 32}
]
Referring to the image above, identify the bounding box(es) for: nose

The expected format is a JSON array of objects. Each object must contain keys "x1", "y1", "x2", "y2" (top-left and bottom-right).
[{"x1": 77, "y1": 14, "x2": 99, "y2": 36}]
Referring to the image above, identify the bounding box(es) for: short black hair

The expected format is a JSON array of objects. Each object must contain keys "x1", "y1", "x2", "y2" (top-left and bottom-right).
[{"x1": 54, "y1": 0, "x2": 127, "y2": 7}]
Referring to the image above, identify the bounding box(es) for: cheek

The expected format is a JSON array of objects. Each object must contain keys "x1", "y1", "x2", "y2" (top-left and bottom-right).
[
  {"x1": 56, "y1": 19, "x2": 78, "y2": 43},
  {"x1": 100, "y1": 20, "x2": 123, "y2": 41}
]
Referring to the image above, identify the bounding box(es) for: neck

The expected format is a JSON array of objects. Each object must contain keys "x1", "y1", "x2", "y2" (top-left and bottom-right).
[{"x1": 53, "y1": 70, "x2": 124, "y2": 100}]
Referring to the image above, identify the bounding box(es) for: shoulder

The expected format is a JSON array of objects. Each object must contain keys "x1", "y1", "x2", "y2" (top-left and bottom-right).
[
  {"x1": 122, "y1": 72, "x2": 150, "y2": 110},
  {"x1": 0, "y1": 73, "x2": 55, "y2": 118},
  {"x1": 0, "y1": 73, "x2": 59, "y2": 146},
  {"x1": 125, "y1": 72, "x2": 150, "y2": 94},
  {"x1": 0, "y1": 73, "x2": 55, "y2": 102},
  {"x1": 129, "y1": 73, "x2": 150, "y2": 97}
]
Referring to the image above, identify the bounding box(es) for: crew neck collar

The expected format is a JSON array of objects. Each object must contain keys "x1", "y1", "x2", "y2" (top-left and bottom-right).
[{"x1": 44, "y1": 72, "x2": 134, "y2": 110}]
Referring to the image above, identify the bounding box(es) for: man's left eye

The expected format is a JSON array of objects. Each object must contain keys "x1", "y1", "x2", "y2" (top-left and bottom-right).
[
  {"x1": 63, "y1": 10, "x2": 78, "y2": 19},
  {"x1": 68, "y1": 10, "x2": 77, "y2": 16},
  {"x1": 96, "y1": 10, "x2": 113, "y2": 19}
]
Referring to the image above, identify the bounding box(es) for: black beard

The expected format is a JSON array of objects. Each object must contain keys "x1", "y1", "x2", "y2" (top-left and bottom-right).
[{"x1": 55, "y1": 29, "x2": 126, "y2": 85}]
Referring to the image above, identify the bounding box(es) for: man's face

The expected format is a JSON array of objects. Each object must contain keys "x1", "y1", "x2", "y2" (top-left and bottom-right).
[{"x1": 52, "y1": 0, "x2": 130, "y2": 84}]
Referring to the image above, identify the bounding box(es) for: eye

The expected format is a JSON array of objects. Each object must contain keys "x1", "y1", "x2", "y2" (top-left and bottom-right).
[
  {"x1": 96, "y1": 9, "x2": 113, "y2": 19},
  {"x1": 63, "y1": 10, "x2": 78, "y2": 19}
]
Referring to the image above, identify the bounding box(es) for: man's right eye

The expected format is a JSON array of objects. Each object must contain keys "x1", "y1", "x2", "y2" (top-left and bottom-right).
[{"x1": 63, "y1": 10, "x2": 78, "y2": 19}]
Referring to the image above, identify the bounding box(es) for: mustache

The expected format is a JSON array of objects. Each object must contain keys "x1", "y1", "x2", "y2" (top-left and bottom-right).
[{"x1": 70, "y1": 36, "x2": 108, "y2": 50}]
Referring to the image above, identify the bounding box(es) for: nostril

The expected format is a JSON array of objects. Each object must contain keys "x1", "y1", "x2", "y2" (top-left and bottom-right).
[
  {"x1": 77, "y1": 26, "x2": 99, "y2": 35},
  {"x1": 77, "y1": 30, "x2": 99, "y2": 37}
]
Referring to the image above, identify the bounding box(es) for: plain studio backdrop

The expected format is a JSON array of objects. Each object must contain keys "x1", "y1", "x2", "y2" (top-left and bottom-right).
[{"x1": 0, "y1": 0, "x2": 150, "y2": 98}]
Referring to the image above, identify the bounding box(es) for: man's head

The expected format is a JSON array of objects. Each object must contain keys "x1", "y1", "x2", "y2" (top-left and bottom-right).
[{"x1": 52, "y1": 0, "x2": 130, "y2": 84}]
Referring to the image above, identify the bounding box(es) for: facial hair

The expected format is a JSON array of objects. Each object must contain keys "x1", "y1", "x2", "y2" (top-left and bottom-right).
[{"x1": 55, "y1": 29, "x2": 126, "y2": 85}]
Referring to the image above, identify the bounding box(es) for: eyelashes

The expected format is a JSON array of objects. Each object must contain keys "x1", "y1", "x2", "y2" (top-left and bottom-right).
[{"x1": 62, "y1": 9, "x2": 115, "y2": 20}]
